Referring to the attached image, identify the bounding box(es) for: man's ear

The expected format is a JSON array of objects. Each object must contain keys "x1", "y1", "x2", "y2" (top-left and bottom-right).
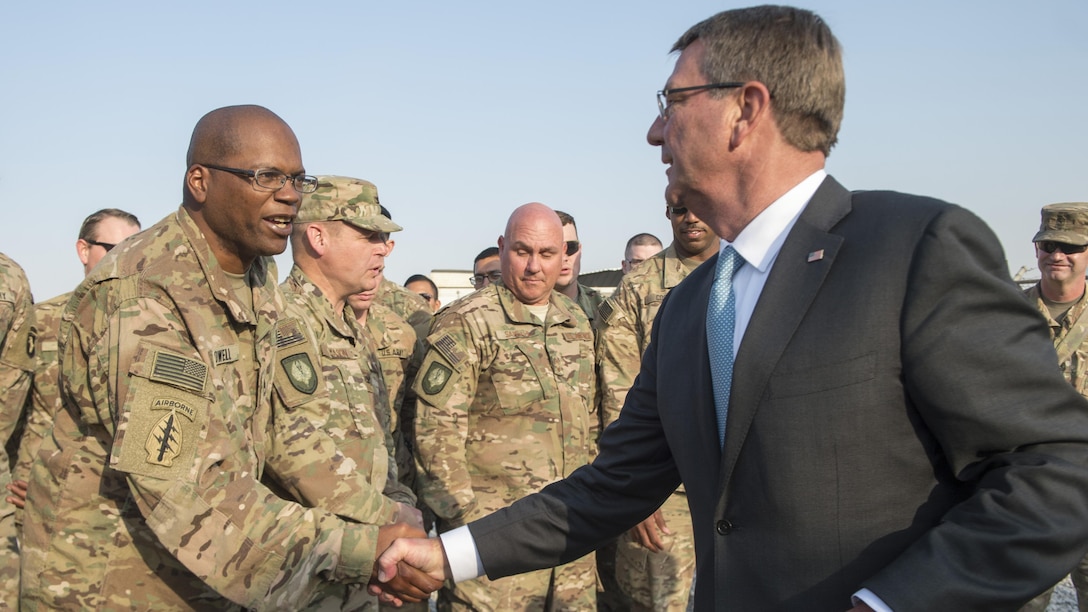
[
  {"x1": 76, "y1": 239, "x2": 91, "y2": 267},
  {"x1": 306, "y1": 223, "x2": 329, "y2": 256},
  {"x1": 186, "y1": 164, "x2": 209, "y2": 204},
  {"x1": 731, "y1": 81, "x2": 773, "y2": 149}
]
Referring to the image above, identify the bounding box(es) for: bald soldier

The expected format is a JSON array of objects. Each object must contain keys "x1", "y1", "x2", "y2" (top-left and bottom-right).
[
  {"x1": 19, "y1": 106, "x2": 434, "y2": 610},
  {"x1": 413, "y1": 203, "x2": 599, "y2": 611},
  {"x1": 595, "y1": 203, "x2": 718, "y2": 612},
  {"x1": 272, "y1": 175, "x2": 426, "y2": 610},
  {"x1": 11, "y1": 209, "x2": 142, "y2": 508},
  {"x1": 0, "y1": 252, "x2": 35, "y2": 608}
]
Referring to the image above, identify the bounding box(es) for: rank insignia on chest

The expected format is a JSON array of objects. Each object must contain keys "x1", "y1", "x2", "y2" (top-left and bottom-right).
[
  {"x1": 421, "y1": 361, "x2": 453, "y2": 395},
  {"x1": 281, "y1": 353, "x2": 318, "y2": 394}
]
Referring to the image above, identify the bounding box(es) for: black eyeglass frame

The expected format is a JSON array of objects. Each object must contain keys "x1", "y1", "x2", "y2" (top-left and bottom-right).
[
  {"x1": 200, "y1": 163, "x2": 319, "y2": 194},
  {"x1": 469, "y1": 271, "x2": 504, "y2": 287},
  {"x1": 657, "y1": 82, "x2": 745, "y2": 120},
  {"x1": 84, "y1": 238, "x2": 117, "y2": 252}
]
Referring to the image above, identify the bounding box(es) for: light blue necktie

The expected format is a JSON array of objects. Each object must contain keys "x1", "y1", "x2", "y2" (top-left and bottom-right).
[{"x1": 707, "y1": 246, "x2": 744, "y2": 447}]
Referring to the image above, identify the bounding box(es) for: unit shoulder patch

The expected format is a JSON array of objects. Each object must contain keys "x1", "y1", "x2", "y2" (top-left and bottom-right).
[{"x1": 421, "y1": 361, "x2": 453, "y2": 395}]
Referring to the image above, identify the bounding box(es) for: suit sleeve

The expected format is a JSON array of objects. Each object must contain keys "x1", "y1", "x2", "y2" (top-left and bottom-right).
[{"x1": 863, "y1": 206, "x2": 1088, "y2": 609}]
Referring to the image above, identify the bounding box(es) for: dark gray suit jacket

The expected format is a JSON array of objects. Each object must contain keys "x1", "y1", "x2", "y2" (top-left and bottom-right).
[{"x1": 468, "y1": 177, "x2": 1088, "y2": 611}]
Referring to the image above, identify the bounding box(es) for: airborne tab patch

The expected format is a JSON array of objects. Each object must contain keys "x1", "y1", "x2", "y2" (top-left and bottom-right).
[
  {"x1": 150, "y1": 351, "x2": 207, "y2": 394},
  {"x1": 281, "y1": 353, "x2": 318, "y2": 394}
]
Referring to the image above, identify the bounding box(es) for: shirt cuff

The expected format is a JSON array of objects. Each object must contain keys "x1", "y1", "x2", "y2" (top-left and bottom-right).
[
  {"x1": 853, "y1": 588, "x2": 893, "y2": 612},
  {"x1": 438, "y1": 525, "x2": 485, "y2": 583}
]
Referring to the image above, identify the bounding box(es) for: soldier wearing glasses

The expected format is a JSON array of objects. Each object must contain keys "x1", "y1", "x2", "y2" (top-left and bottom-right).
[
  {"x1": 413, "y1": 203, "x2": 598, "y2": 611},
  {"x1": 1022, "y1": 202, "x2": 1088, "y2": 612},
  {"x1": 470, "y1": 247, "x2": 502, "y2": 290},
  {"x1": 19, "y1": 105, "x2": 434, "y2": 610},
  {"x1": 554, "y1": 211, "x2": 605, "y2": 324}
]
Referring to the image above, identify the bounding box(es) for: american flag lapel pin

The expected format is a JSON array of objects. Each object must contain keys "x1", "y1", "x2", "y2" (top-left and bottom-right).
[{"x1": 807, "y1": 249, "x2": 824, "y2": 263}]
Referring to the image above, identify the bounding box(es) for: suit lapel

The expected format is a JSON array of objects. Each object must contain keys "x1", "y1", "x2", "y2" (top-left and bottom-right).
[{"x1": 717, "y1": 177, "x2": 852, "y2": 497}]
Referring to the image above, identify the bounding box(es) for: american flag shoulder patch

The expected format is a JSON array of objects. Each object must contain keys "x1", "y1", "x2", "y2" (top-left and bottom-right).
[
  {"x1": 432, "y1": 334, "x2": 467, "y2": 368},
  {"x1": 150, "y1": 351, "x2": 207, "y2": 394},
  {"x1": 275, "y1": 319, "x2": 306, "y2": 349}
]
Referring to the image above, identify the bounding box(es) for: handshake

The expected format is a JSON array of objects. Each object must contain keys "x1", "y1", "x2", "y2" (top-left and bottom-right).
[{"x1": 367, "y1": 524, "x2": 454, "y2": 607}]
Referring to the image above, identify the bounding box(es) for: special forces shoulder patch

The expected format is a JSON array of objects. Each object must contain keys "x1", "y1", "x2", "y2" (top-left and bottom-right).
[
  {"x1": 144, "y1": 397, "x2": 196, "y2": 467},
  {"x1": 26, "y1": 325, "x2": 37, "y2": 359},
  {"x1": 281, "y1": 352, "x2": 318, "y2": 394},
  {"x1": 421, "y1": 361, "x2": 453, "y2": 395}
]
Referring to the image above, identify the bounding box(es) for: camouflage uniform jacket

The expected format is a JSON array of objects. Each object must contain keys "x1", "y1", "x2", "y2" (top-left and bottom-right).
[
  {"x1": 595, "y1": 244, "x2": 696, "y2": 428},
  {"x1": 413, "y1": 284, "x2": 597, "y2": 526},
  {"x1": 20, "y1": 208, "x2": 382, "y2": 611},
  {"x1": 1, "y1": 252, "x2": 34, "y2": 608},
  {"x1": 1026, "y1": 283, "x2": 1088, "y2": 397},
  {"x1": 365, "y1": 303, "x2": 423, "y2": 490},
  {"x1": 276, "y1": 264, "x2": 415, "y2": 513},
  {"x1": 574, "y1": 282, "x2": 606, "y2": 327},
  {"x1": 0, "y1": 253, "x2": 35, "y2": 491},
  {"x1": 14, "y1": 291, "x2": 70, "y2": 487},
  {"x1": 376, "y1": 277, "x2": 433, "y2": 340}
]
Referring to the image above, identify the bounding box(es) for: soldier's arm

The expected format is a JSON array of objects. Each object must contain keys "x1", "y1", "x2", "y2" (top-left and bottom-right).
[
  {"x1": 0, "y1": 277, "x2": 35, "y2": 493},
  {"x1": 66, "y1": 293, "x2": 392, "y2": 608},
  {"x1": 412, "y1": 311, "x2": 481, "y2": 525},
  {"x1": 594, "y1": 281, "x2": 643, "y2": 429}
]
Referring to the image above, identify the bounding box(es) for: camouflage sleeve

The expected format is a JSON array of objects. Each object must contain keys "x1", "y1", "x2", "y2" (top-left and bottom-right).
[
  {"x1": 64, "y1": 293, "x2": 381, "y2": 607},
  {"x1": 595, "y1": 280, "x2": 644, "y2": 428},
  {"x1": 0, "y1": 270, "x2": 35, "y2": 491},
  {"x1": 369, "y1": 338, "x2": 416, "y2": 507},
  {"x1": 14, "y1": 300, "x2": 63, "y2": 486},
  {"x1": 264, "y1": 325, "x2": 400, "y2": 526},
  {"x1": 412, "y1": 310, "x2": 481, "y2": 525}
]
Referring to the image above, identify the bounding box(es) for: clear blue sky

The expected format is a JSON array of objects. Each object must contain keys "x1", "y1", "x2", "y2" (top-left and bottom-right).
[{"x1": 2, "y1": 0, "x2": 1085, "y2": 300}]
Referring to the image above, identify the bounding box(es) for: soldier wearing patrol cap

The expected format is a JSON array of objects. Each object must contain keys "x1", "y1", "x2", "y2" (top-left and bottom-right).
[
  {"x1": 0, "y1": 252, "x2": 35, "y2": 606},
  {"x1": 19, "y1": 106, "x2": 435, "y2": 610},
  {"x1": 413, "y1": 202, "x2": 599, "y2": 611},
  {"x1": 1022, "y1": 202, "x2": 1088, "y2": 612},
  {"x1": 273, "y1": 175, "x2": 426, "y2": 610}
]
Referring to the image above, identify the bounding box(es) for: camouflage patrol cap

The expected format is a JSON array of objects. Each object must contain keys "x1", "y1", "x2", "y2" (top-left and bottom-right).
[
  {"x1": 296, "y1": 175, "x2": 403, "y2": 233},
  {"x1": 1033, "y1": 202, "x2": 1088, "y2": 246}
]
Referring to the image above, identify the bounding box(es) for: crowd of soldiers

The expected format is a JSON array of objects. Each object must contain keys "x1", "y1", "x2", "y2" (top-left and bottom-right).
[
  {"x1": 2, "y1": 103, "x2": 1087, "y2": 612},
  {"x1": 0, "y1": 103, "x2": 722, "y2": 612}
]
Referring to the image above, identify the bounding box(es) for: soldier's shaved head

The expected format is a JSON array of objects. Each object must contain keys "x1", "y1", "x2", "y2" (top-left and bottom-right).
[
  {"x1": 182, "y1": 104, "x2": 305, "y2": 273},
  {"x1": 499, "y1": 203, "x2": 564, "y2": 306}
]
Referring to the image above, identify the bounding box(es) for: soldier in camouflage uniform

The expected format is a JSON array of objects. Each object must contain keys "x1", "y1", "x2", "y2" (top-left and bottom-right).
[
  {"x1": 12, "y1": 209, "x2": 141, "y2": 507},
  {"x1": 594, "y1": 204, "x2": 718, "y2": 612},
  {"x1": 348, "y1": 280, "x2": 424, "y2": 495},
  {"x1": 372, "y1": 206, "x2": 435, "y2": 339},
  {"x1": 1022, "y1": 202, "x2": 1088, "y2": 612},
  {"x1": 274, "y1": 175, "x2": 427, "y2": 611},
  {"x1": 554, "y1": 210, "x2": 605, "y2": 323},
  {"x1": 414, "y1": 203, "x2": 599, "y2": 611},
  {"x1": 0, "y1": 252, "x2": 35, "y2": 608},
  {"x1": 19, "y1": 106, "x2": 435, "y2": 611}
]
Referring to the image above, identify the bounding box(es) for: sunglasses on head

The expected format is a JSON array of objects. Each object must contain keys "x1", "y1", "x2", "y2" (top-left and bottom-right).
[
  {"x1": 1037, "y1": 241, "x2": 1088, "y2": 255},
  {"x1": 565, "y1": 240, "x2": 580, "y2": 256}
]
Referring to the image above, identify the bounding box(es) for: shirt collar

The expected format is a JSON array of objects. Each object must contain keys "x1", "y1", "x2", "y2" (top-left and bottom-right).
[{"x1": 726, "y1": 169, "x2": 826, "y2": 272}]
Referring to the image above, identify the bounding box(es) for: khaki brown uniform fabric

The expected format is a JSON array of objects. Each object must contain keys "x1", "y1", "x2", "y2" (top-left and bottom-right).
[
  {"x1": 414, "y1": 284, "x2": 598, "y2": 611},
  {"x1": 365, "y1": 303, "x2": 424, "y2": 492},
  {"x1": 0, "y1": 252, "x2": 35, "y2": 607},
  {"x1": 595, "y1": 244, "x2": 701, "y2": 612},
  {"x1": 14, "y1": 292, "x2": 70, "y2": 488},
  {"x1": 574, "y1": 283, "x2": 605, "y2": 327},
  {"x1": 19, "y1": 209, "x2": 385, "y2": 611},
  {"x1": 376, "y1": 277, "x2": 433, "y2": 340},
  {"x1": 275, "y1": 264, "x2": 418, "y2": 611}
]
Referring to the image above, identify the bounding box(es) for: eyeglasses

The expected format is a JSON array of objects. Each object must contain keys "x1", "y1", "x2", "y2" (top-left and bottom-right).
[
  {"x1": 470, "y1": 271, "x2": 503, "y2": 287},
  {"x1": 1037, "y1": 241, "x2": 1088, "y2": 255},
  {"x1": 657, "y1": 82, "x2": 745, "y2": 120},
  {"x1": 85, "y1": 238, "x2": 117, "y2": 252},
  {"x1": 668, "y1": 206, "x2": 688, "y2": 216},
  {"x1": 417, "y1": 292, "x2": 435, "y2": 302},
  {"x1": 201, "y1": 163, "x2": 319, "y2": 194},
  {"x1": 565, "y1": 240, "x2": 581, "y2": 256}
]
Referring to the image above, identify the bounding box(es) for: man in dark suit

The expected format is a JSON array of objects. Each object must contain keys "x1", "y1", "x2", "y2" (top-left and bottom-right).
[{"x1": 372, "y1": 6, "x2": 1088, "y2": 611}]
